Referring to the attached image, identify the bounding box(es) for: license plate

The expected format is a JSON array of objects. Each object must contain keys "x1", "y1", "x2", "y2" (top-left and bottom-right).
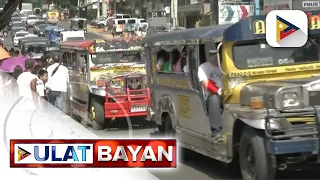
[{"x1": 131, "y1": 105, "x2": 147, "y2": 112}]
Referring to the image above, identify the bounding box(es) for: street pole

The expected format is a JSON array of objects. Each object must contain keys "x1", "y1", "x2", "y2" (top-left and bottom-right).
[
  {"x1": 114, "y1": 0, "x2": 117, "y2": 15},
  {"x1": 210, "y1": 0, "x2": 219, "y2": 25},
  {"x1": 97, "y1": 0, "x2": 100, "y2": 18},
  {"x1": 102, "y1": 0, "x2": 107, "y2": 17}
]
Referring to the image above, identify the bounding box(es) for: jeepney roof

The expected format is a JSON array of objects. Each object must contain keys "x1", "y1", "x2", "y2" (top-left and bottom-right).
[
  {"x1": 223, "y1": 10, "x2": 320, "y2": 42},
  {"x1": 24, "y1": 41, "x2": 47, "y2": 46},
  {"x1": 144, "y1": 10, "x2": 320, "y2": 46},
  {"x1": 60, "y1": 38, "x2": 144, "y2": 51},
  {"x1": 60, "y1": 39, "x2": 94, "y2": 49},
  {"x1": 20, "y1": 37, "x2": 47, "y2": 43},
  {"x1": 143, "y1": 24, "x2": 231, "y2": 45}
]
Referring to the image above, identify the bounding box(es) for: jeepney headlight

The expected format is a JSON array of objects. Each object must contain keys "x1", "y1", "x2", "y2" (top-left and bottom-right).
[{"x1": 282, "y1": 93, "x2": 300, "y2": 108}]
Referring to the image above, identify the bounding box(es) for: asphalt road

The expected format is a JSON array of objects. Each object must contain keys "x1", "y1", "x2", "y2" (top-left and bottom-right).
[{"x1": 3, "y1": 21, "x2": 320, "y2": 180}]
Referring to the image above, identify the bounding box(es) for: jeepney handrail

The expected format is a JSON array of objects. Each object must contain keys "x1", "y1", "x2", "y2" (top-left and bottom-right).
[{"x1": 217, "y1": 42, "x2": 227, "y2": 75}]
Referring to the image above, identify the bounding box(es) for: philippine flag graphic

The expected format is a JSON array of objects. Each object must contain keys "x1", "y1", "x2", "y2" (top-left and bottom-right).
[{"x1": 266, "y1": 10, "x2": 308, "y2": 47}]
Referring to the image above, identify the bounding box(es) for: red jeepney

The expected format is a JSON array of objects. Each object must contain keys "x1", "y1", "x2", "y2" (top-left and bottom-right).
[{"x1": 60, "y1": 38, "x2": 150, "y2": 129}]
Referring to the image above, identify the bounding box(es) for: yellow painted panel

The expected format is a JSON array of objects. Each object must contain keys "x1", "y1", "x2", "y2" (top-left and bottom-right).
[{"x1": 178, "y1": 95, "x2": 191, "y2": 119}]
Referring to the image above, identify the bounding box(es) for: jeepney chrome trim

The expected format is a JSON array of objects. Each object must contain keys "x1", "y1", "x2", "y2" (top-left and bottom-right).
[
  {"x1": 240, "y1": 118, "x2": 283, "y2": 130},
  {"x1": 228, "y1": 105, "x2": 279, "y2": 120},
  {"x1": 91, "y1": 88, "x2": 106, "y2": 96},
  {"x1": 274, "y1": 85, "x2": 304, "y2": 111},
  {"x1": 302, "y1": 85, "x2": 310, "y2": 107}
]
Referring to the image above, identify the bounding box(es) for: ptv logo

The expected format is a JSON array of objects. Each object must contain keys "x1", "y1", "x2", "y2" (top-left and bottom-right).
[
  {"x1": 17, "y1": 147, "x2": 31, "y2": 162},
  {"x1": 14, "y1": 144, "x2": 94, "y2": 164}
]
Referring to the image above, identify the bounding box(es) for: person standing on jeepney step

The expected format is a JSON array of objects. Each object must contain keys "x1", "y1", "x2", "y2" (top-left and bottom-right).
[
  {"x1": 198, "y1": 51, "x2": 223, "y2": 138},
  {"x1": 46, "y1": 55, "x2": 69, "y2": 111}
]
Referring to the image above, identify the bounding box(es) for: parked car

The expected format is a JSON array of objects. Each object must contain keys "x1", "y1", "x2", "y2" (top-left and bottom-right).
[
  {"x1": 26, "y1": 15, "x2": 38, "y2": 28},
  {"x1": 90, "y1": 17, "x2": 106, "y2": 26},
  {"x1": 38, "y1": 24, "x2": 50, "y2": 37},
  {"x1": 135, "y1": 23, "x2": 148, "y2": 37},
  {"x1": 96, "y1": 17, "x2": 112, "y2": 28},
  {"x1": 9, "y1": 17, "x2": 22, "y2": 29},
  {"x1": 146, "y1": 26, "x2": 167, "y2": 36},
  {"x1": 11, "y1": 25, "x2": 27, "y2": 41},
  {"x1": 33, "y1": 20, "x2": 47, "y2": 34},
  {"x1": 13, "y1": 31, "x2": 29, "y2": 46}
]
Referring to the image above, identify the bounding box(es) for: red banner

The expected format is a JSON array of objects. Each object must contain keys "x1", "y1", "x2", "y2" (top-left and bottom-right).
[{"x1": 10, "y1": 139, "x2": 177, "y2": 168}]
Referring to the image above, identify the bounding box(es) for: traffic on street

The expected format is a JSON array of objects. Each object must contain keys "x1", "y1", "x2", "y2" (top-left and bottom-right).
[{"x1": 0, "y1": 2, "x2": 320, "y2": 180}]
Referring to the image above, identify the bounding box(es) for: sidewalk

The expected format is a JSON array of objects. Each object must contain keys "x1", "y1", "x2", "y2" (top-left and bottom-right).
[{"x1": 87, "y1": 25, "x2": 113, "y2": 39}]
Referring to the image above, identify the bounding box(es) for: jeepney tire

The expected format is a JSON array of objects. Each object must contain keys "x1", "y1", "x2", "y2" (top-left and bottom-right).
[
  {"x1": 90, "y1": 99, "x2": 106, "y2": 130},
  {"x1": 164, "y1": 115, "x2": 175, "y2": 138},
  {"x1": 239, "y1": 126, "x2": 276, "y2": 180}
]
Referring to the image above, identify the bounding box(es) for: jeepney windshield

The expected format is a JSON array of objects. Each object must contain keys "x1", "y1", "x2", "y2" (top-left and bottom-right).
[
  {"x1": 27, "y1": 44, "x2": 47, "y2": 53},
  {"x1": 91, "y1": 51, "x2": 142, "y2": 64},
  {"x1": 233, "y1": 38, "x2": 320, "y2": 69}
]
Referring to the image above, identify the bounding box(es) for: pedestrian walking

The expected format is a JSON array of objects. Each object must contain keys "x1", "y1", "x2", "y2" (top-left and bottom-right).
[
  {"x1": 9, "y1": 48, "x2": 14, "y2": 56},
  {"x1": 16, "y1": 58, "x2": 39, "y2": 109},
  {"x1": 46, "y1": 55, "x2": 69, "y2": 111},
  {"x1": 32, "y1": 65, "x2": 42, "y2": 75},
  {"x1": 14, "y1": 50, "x2": 20, "y2": 56},
  {"x1": 36, "y1": 69, "x2": 49, "y2": 110},
  {"x1": 12, "y1": 65, "x2": 23, "y2": 80}
]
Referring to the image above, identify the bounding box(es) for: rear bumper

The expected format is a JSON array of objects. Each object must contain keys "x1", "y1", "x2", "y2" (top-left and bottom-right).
[
  {"x1": 104, "y1": 101, "x2": 148, "y2": 118},
  {"x1": 104, "y1": 88, "x2": 150, "y2": 119}
]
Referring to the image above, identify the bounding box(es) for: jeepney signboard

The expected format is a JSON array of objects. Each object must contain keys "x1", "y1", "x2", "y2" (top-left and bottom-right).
[
  {"x1": 252, "y1": 11, "x2": 320, "y2": 35},
  {"x1": 223, "y1": 10, "x2": 320, "y2": 42},
  {"x1": 90, "y1": 38, "x2": 143, "y2": 53}
]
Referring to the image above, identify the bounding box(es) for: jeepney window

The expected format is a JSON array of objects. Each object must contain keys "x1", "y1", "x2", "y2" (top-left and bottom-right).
[
  {"x1": 62, "y1": 52, "x2": 77, "y2": 68},
  {"x1": 128, "y1": 19, "x2": 136, "y2": 24},
  {"x1": 156, "y1": 49, "x2": 170, "y2": 73},
  {"x1": 233, "y1": 39, "x2": 320, "y2": 69},
  {"x1": 118, "y1": 20, "x2": 126, "y2": 25}
]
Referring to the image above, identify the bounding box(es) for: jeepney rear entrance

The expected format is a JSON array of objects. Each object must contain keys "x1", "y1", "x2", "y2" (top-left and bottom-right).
[{"x1": 60, "y1": 39, "x2": 150, "y2": 130}]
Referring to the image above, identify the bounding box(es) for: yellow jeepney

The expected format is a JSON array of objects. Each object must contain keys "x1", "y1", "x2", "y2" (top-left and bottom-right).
[
  {"x1": 144, "y1": 10, "x2": 320, "y2": 179},
  {"x1": 47, "y1": 9, "x2": 59, "y2": 24}
]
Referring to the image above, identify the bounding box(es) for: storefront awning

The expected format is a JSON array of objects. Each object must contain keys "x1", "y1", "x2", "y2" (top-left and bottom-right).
[{"x1": 178, "y1": 4, "x2": 202, "y2": 14}]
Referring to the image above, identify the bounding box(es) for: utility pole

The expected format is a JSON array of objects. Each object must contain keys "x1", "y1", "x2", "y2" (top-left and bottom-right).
[
  {"x1": 210, "y1": 0, "x2": 219, "y2": 25},
  {"x1": 102, "y1": 0, "x2": 107, "y2": 17},
  {"x1": 97, "y1": 0, "x2": 100, "y2": 18},
  {"x1": 114, "y1": 0, "x2": 117, "y2": 15}
]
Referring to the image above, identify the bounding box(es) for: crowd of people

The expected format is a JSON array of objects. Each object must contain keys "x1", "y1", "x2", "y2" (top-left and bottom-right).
[
  {"x1": 4, "y1": 47, "x2": 20, "y2": 57},
  {"x1": 7, "y1": 52, "x2": 69, "y2": 111}
]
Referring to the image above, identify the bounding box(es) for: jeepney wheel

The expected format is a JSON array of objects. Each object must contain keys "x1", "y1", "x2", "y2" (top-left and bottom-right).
[
  {"x1": 239, "y1": 126, "x2": 276, "y2": 180},
  {"x1": 164, "y1": 115, "x2": 175, "y2": 138},
  {"x1": 89, "y1": 99, "x2": 106, "y2": 130}
]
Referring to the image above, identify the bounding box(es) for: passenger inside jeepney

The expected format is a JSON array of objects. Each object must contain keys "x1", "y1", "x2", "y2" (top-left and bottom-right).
[
  {"x1": 171, "y1": 49, "x2": 181, "y2": 72},
  {"x1": 173, "y1": 46, "x2": 187, "y2": 73},
  {"x1": 156, "y1": 49, "x2": 170, "y2": 72},
  {"x1": 198, "y1": 44, "x2": 223, "y2": 137}
]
